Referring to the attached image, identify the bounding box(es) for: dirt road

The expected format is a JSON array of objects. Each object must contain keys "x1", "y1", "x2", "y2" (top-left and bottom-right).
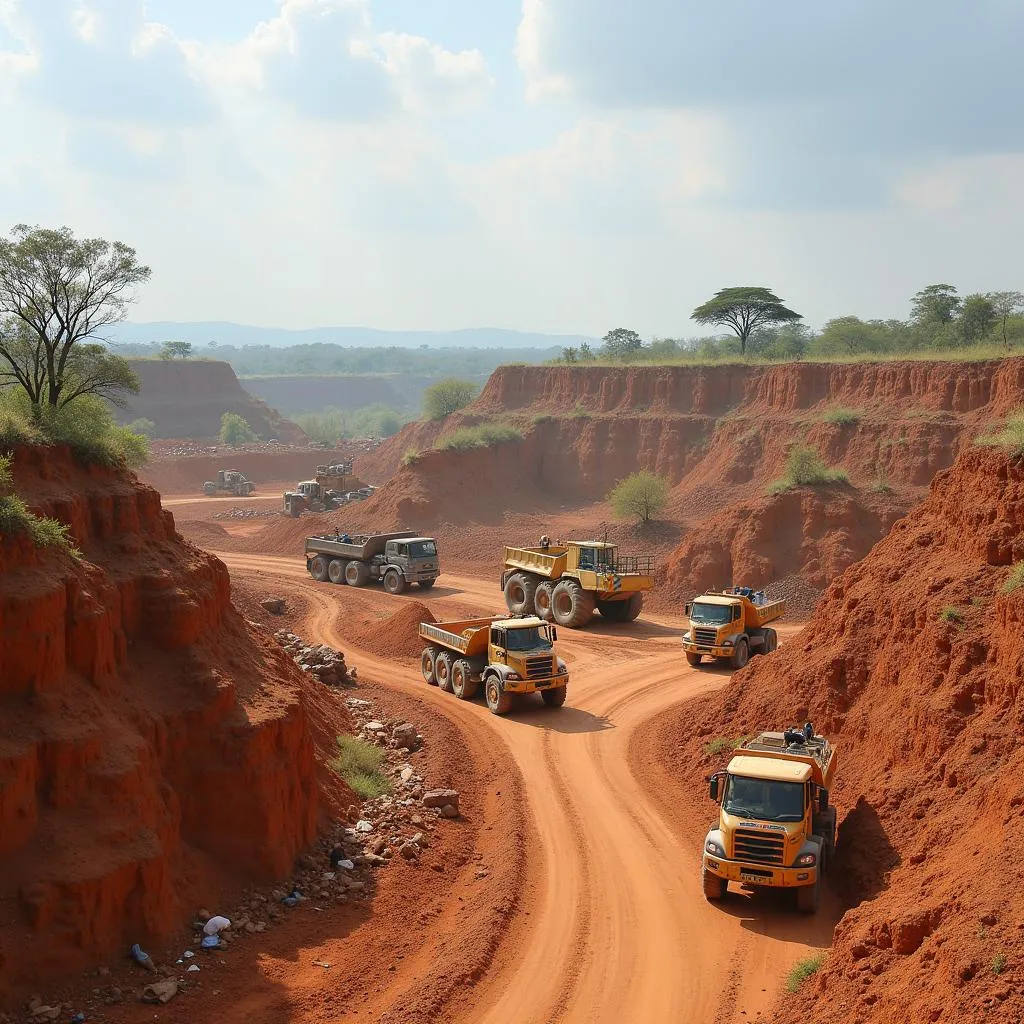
[{"x1": 218, "y1": 552, "x2": 838, "y2": 1023}]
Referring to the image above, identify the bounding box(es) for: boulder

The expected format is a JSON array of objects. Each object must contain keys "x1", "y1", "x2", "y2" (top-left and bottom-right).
[{"x1": 422, "y1": 789, "x2": 459, "y2": 812}]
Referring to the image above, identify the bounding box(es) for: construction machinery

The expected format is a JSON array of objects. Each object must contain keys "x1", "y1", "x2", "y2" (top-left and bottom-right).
[
  {"x1": 501, "y1": 541, "x2": 655, "y2": 628},
  {"x1": 203, "y1": 469, "x2": 255, "y2": 497},
  {"x1": 419, "y1": 615, "x2": 569, "y2": 715},
  {"x1": 681, "y1": 587, "x2": 785, "y2": 669},
  {"x1": 283, "y1": 462, "x2": 370, "y2": 516},
  {"x1": 703, "y1": 723, "x2": 837, "y2": 913},
  {"x1": 305, "y1": 531, "x2": 440, "y2": 591}
]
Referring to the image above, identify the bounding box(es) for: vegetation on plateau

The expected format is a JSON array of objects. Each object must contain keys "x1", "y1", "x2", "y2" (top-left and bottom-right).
[
  {"x1": 296, "y1": 404, "x2": 409, "y2": 443},
  {"x1": 423, "y1": 378, "x2": 478, "y2": 420},
  {"x1": 436, "y1": 422, "x2": 522, "y2": 451},
  {"x1": 769, "y1": 445, "x2": 849, "y2": 494},
  {"x1": 608, "y1": 470, "x2": 670, "y2": 524}
]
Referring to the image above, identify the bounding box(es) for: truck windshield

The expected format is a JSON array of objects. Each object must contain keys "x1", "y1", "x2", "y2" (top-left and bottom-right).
[
  {"x1": 505, "y1": 627, "x2": 553, "y2": 652},
  {"x1": 690, "y1": 602, "x2": 733, "y2": 625},
  {"x1": 723, "y1": 776, "x2": 804, "y2": 822},
  {"x1": 409, "y1": 541, "x2": 437, "y2": 558}
]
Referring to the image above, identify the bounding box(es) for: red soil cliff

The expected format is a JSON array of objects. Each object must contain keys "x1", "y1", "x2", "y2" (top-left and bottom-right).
[
  {"x1": 0, "y1": 445, "x2": 349, "y2": 1001},
  {"x1": 658, "y1": 444, "x2": 1024, "y2": 1023}
]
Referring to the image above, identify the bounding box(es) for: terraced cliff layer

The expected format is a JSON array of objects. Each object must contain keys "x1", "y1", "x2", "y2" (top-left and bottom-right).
[{"x1": 0, "y1": 445, "x2": 350, "y2": 1000}]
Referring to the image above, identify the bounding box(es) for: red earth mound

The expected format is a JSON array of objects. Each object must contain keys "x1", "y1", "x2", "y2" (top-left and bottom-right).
[
  {"x1": 0, "y1": 444, "x2": 352, "y2": 1004},
  {"x1": 655, "y1": 444, "x2": 1024, "y2": 1024},
  {"x1": 349, "y1": 601, "x2": 437, "y2": 660},
  {"x1": 120, "y1": 359, "x2": 306, "y2": 442}
]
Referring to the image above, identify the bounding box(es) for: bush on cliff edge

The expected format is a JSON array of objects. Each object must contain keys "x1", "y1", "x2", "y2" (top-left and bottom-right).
[{"x1": 0, "y1": 452, "x2": 78, "y2": 555}]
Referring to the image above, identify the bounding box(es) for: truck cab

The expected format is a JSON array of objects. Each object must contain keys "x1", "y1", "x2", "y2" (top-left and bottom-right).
[
  {"x1": 486, "y1": 618, "x2": 564, "y2": 689},
  {"x1": 703, "y1": 727, "x2": 836, "y2": 913},
  {"x1": 382, "y1": 537, "x2": 439, "y2": 584}
]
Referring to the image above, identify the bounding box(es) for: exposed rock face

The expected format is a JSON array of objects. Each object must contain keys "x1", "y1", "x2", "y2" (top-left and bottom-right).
[{"x1": 0, "y1": 444, "x2": 334, "y2": 999}]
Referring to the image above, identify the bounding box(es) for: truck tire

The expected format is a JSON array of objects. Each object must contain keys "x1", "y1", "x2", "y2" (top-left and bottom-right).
[
  {"x1": 434, "y1": 651, "x2": 454, "y2": 693},
  {"x1": 730, "y1": 638, "x2": 750, "y2": 669},
  {"x1": 534, "y1": 582, "x2": 555, "y2": 621},
  {"x1": 484, "y1": 674, "x2": 513, "y2": 715},
  {"x1": 244, "y1": 482, "x2": 255, "y2": 495},
  {"x1": 420, "y1": 646, "x2": 439, "y2": 685},
  {"x1": 813, "y1": 809, "x2": 837, "y2": 871},
  {"x1": 345, "y1": 560, "x2": 370, "y2": 587},
  {"x1": 796, "y1": 876, "x2": 820, "y2": 914},
  {"x1": 702, "y1": 868, "x2": 726, "y2": 901},
  {"x1": 597, "y1": 594, "x2": 643, "y2": 622},
  {"x1": 685, "y1": 652, "x2": 703, "y2": 667},
  {"x1": 451, "y1": 659, "x2": 478, "y2": 700},
  {"x1": 551, "y1": 580, "x2": 596, "y2": 628},
  {"x1": 203, "y1": 482, "x2": 216, "y2": 496},
  {"x1": 763, "y1": 628, "x2": 778, "y2": 654},
  {"x1": 504, "y1": 572, "x2": 538, "y2": 615},
  {"x1": 418, "y1": 579, "x2": 436, "y2": 590},
  {"x1": 309, "y1": 556, "x2": 329, "y2": 582},
  {"x1": 541, "y1": 685, "x2": 567, "y2": 708},
  {"x1": 327, "y1": 558, "x2": 347, "y2": 584},
  {"x1": 384, "y1": 570, "x2": 407, "y2": 595}
]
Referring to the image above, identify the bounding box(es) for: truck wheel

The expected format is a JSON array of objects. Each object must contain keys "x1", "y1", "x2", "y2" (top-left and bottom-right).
[
  {"x1": 484, "y1": 675, "x2": 513, "y2": 715},
  {"x1": 796, "y1": 877, "x2": 820, "y2": 914},
  {"x1": 203, "y1": 482, "x2": 216, "y2": 496},
  {"x1": 327, "y1": 558, "x2": 347, "y2": 584},
  {"x1": 534, "y1": 582, "x2": 555, "y2": 621},
  {"x1": 597, "y1": 599, "x2": 629, "y2": 621},
  {"x1": 764, "y1": 628, "x2": 778, "y2": 654},
  {"x1": 418, "y1": 579, "x2": 436, "y2": 590},
  {"x1": 813, "y1": 810, "x2": 837, "y2": 870},
  {"x1": 345, "y1": 560, "x2": 370, "y2": 587},
  {"x1": 434, "y1": 651, "x2": 454, "y2": 693},
  {"x1": 309, "y1": 556, "x2": 329, "y2": 582},
  {"x1": 552, "y1": 580, "x2": 596, "y2": 628},
  {"x1": 730, "y1": 639, "x2": 750, "y2": 669},
  {"x1": 383, "y1": 570, "x2": 407, "y2": 595},
  {"x1": 623, "y1": 593, "x2": 643, "y2": 621},
  {"x1": 452, "y1": 659, "x2": 478, "y2": 700},
  {"x1": 685, "y1": 652, "x2": 703, "y2": 667},
  {"x1": 702, "y1": 868, "x2": 726, "y2": 901},
  {"x1": 541, "y1": 685, "x2": 567, "y2": 708},
  {"x1": 420, "y1": 646, "x2": 438, "y2": 685},
  {"x1": 504, "y1": 572, "x2": 538, "y2": 615}
]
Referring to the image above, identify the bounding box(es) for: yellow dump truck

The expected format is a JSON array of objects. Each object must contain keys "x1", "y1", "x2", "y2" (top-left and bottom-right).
[
  {"x1": 681, "y1": 588, "x2": 785, "y2": 669},
  {"x1": 419, "y1": 615, "x2": 569, "y2": 715},
  {"x1": 501, "y1": 541, "x2": 655, "y2": 628},
  {"x1": 703, "y1": 724, "x2": 837, "y2": 913}
]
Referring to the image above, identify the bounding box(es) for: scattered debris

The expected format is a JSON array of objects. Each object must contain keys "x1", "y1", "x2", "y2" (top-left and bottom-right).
[
  {"x1": 274, "y1": 631, "x2": 354, "y2": 686},
  {"x1": 141, "y1": 979, "x2": 178, "y2": 1005},
  {"x1": 260, "y1": 597, "x2": 287, "y2": 615},
  {"x1": 129, "y1": 944, "x2": 157, "y2": 974}
]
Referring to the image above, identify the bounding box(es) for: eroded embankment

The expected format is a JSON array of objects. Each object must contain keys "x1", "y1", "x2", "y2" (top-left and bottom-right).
[
  {"x1": 0, "y1": 445, "x2": 352, "y2": 1001},
  {"x1": 649, "y1": 445, "x2": 1024, "y2": 1024}
]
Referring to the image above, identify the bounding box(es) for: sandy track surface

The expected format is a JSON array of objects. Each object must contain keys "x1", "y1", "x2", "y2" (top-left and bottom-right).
[{"x1": 217, "y1": 552, "x2": 838, "y2": 1023}]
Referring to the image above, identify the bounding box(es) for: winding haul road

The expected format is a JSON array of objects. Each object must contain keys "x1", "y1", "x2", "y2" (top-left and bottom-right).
[{"x1": 217, "y1": 552, "x2": 838, "y2": 1023}]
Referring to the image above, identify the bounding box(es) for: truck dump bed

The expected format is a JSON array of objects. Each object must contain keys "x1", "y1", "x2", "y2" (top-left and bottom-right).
[
  {"x1": 305, "y1": 531, "x2": 419, "y2": 561},
  {"x1": 503, "y1": 545, "x2": 567, "y2": 580},
  {"x1": 744, "y1": 597, "x2": 786, "y2": 628},
  {"x1": 419, "y1": 616, "x2": 501, "y2": 657},
  {"x1": 735, "y1": 731, "x2": 836, "y2": 788}
]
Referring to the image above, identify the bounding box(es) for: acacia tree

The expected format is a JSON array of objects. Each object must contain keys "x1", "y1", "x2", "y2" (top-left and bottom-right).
[
  {"x1": 691, "y1": 287, "x2": 802, "y2": 355},
  {"x1": 0, "y1": 224, "x2": 150, "y2": 410},
  {"x1": 160, "y1": 340, "x2": 193, "y2": 360}
]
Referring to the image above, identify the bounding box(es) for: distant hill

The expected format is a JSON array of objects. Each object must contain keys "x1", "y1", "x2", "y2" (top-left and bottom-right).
[{"x1": 107, "y1": 321, "x2": 596, "y2": 350}]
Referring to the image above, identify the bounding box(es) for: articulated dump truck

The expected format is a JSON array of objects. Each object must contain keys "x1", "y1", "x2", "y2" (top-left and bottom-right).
[
  {"x1": 419, "y1": 615, "x2": 569, "y2": 715},
  {"x1": 682, "y1": 587, "x2": 785, "y2": 669},
  {"x1": 501, "y1": 540, "x2": 655, "y2": 628},
  {"x1": 703, "y1": 724, "x2": 837, "y2": 913}
]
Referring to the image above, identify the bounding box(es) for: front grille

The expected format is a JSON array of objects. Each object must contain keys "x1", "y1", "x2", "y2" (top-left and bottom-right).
[
  {"x1": 733, "y1": 828, "x2": 785, "y2": 865},
  {"x1": 525, "y1": 657, "x2": 553, "y2": 679},
  {"x1": 694, "y1": 628, "x2": 718, "y2": 647}
]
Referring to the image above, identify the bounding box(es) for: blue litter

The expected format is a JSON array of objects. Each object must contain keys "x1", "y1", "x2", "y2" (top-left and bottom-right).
[{"x1": 200, "y1": 935, "x2": 221, "y2": 949}]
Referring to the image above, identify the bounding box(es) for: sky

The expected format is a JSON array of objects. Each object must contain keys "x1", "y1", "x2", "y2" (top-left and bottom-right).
[{"x1": 1, "y1": 0, "x2": 1023, "y2": 338}]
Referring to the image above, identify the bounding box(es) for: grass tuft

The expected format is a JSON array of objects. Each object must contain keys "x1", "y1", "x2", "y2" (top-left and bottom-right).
[
  {"x1": 436, "y1": 422, "x2": 523, "y2": 452},
  {"x1": 705, "y1": 736, "x2": 745, "y2": 756},
  {"x1": 992, "y1": 952, "x2": 1007, "y2": 975},
  {"x1": 940, "y1": 606, "x2": 964, "y2": 624},
  {"x1": 820, "y1": 406, "x2": 861, "y2": 427},
  {"x1": 332, "y1": 735, "x2": 392, "y2": 801},
  {"x1": 769, "y1": 445, "x2": 849, "y2": 494},
  {"x1": 1002, "y1": 562, "x2": 1024, "y2": 594},
  {"x1": 401, "y1": 448, "x2": 422, "y2": 467},
  {"x1": 786, "y1": 953, "x2": 825, "y2": 993},
  {"x1": 976, "y1": 408, "x2": 1024, "y2": 458}
]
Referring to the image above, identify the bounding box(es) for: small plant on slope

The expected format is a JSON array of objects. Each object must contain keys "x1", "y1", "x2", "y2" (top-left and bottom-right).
[
  {"x1": 977, "y1": 408, "x2": 1024, "y2": 458},
  {"x1": 0, "y1": 453, "x2": 80, "y2": 556},
  {"x1": 769, "y1": 445, "x2": 849, "y2": 494},
  {"x1": 332, "y1": 735, "x2": 392, "y2": 800},
  {"x1": 1003, "y1": 561, "x2": 1024, "y2": 594},
  {"x1": 608, "y1": 470, "x2": 670, "y2": 524},
  {"x1": 820, "y1": 406, "x2": 861, "y2": 426},
  {"x1": 786, "y1": 953, "x2": 825, "y2": 993},
  {"x1": 940, "y1": 606, "x2": 964, "y2": 624}
]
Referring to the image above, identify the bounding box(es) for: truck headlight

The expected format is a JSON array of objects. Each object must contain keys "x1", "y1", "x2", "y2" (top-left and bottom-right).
[
  {"x1": 682, "y1": 632, "x2": 691, "y2": 643},
  {"x1": 795, "y1": 852, "x2": 816, "y2": 867},
  {"x1": 722, "y1": 640, "x2": 733, "y2": 647},
  {"x1": 705, "y1": 839, "x2": 726, "y2": 858},
  {"x1": 506, "y1": 672, "x2": 521, "y2": 681}
]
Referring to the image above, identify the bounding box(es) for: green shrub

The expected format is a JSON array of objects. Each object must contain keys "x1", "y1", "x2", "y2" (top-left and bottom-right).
[
  {"x1": 992, "y1": 952, "x2": 1007, "y2": 975},
  {"x1": 940, "y1": 606, "x2": 963, "y2": 624},
  {"x1": 786, "y1": 953, "x2": 825, "y2": 993},
  {"x1": 401, "y1": 449, "x2": 422, "y2": 467},
  {"x1": 608, "y1": 470, "x2": 670, "y2": 524},
  {"x1": 704, "y1": 736, "x2": 745, "y2": 756},
  {"x1": 0, "y1": 453, "x2": 80, "y2": 556},
  {"x1": 332, "y1": 735, "x2": 392, "y2": 800},
  {"x1": 436, "y1": 423, "x2": 523, "y2": 451},
  {"x1": 820, "y1": 406, "x2": 861, "y2": 426},
  {"x1": 295, "y1": 404, "x2": 407, "y2": 443},
  {"x1": 1002, "y1": 562, "x2": 1024, "y2": 594},
  {"x1": 220, "y1": 412, "x2": 257, "y2": 446},
  {"x1": 569, "y1": 401, "x2": 592, "y2": 419},
  {"x1": 769, "y1": 445, "x2": 849, "y2": 493},
  {"x1": 126, "y1": 417, "x2": 156, "y2": 437},
  {"x1": 977, "y1": 408, "x2": 1024, "y2": 458},
  {"x1": 423, "y1": 379, "x2": 477, "y2": 420}
]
